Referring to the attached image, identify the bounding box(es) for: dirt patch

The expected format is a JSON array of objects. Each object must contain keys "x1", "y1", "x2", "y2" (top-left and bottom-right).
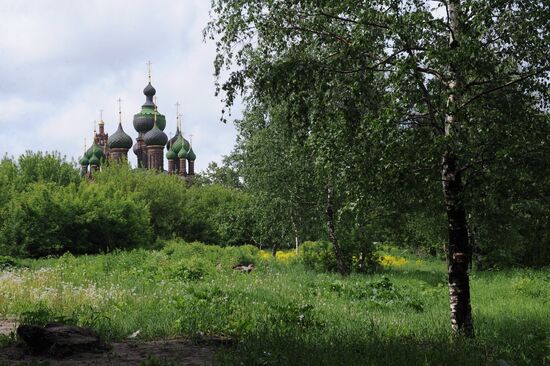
[
  {"x1": 0, "y1": 338, "x2": 220, "y2": 365},
  {"x1": 0, "y1": 320, "x2": 224, "y2": 364}
]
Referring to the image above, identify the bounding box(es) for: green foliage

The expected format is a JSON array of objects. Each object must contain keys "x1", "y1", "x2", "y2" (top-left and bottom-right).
[
  {"x1": 197, "y1": 154, "x2": 244, "y2": 189},
  {"x1": 0, "y1": 243, "x2": 548, "y2": 365},
  {"x1": 16, "y1": 151, "x2": 80, "y2": 187},
  {"x1": 0, "y1": 156, "x2": 256, "y2": 258},
  {"x1": 169, "y1": 257, "x2": 215, "y2": 281},
  {"x1": 327, "y1": 277, "x2": 425, "y2": 312},
  {"x1": 0, "y1": 255, "x2": 18, "y2": 269},
  {"x1": 0, "y1": 181, "x2": 152, "y2": 257},
  {"x1": 19, "y1": 303, "x2": 77, "y2": 326},
  {"x1": 233, "y1": 245, "x2": 258, "y2": 266},
  {"x1": 181, "y1": 185, "x2": 254, "y2": 246},
  {"x1": 299, "y1": 241, "x2": 337, "y2": 273},
  {"x1": 92, "y1": 164, "x2": 188, "y2": 239},
  {"x1": 94, "y1": 164, "x2": 254, "y2": 246},
  {"x1": 511, "y1": 275, "x2": 550, "y2": 301},
  {"x1": 206, "y1": 0, "x2": 550, "y2": 271}
]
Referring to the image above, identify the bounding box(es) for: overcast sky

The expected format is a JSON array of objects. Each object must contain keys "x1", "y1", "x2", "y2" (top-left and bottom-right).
[{"x1": 0, "y1": 0, "x2": 239, "y2": 171}]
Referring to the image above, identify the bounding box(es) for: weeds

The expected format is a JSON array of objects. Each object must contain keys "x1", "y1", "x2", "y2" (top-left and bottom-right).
[{"x1": 0, "y1": 240, "x2": 548, "y2": 365}]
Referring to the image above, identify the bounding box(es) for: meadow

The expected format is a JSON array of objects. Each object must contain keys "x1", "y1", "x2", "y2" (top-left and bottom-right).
[{"x1": 0, "y1": 241, "x2": 548, "y2": 365}]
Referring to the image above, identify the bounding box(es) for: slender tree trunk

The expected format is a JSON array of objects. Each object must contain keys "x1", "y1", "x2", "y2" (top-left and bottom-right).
[
  {"x1": 443, "y1": 0, "x2": 473, "y2": 337},
  {"x1": 271, "y1": 243, "x2": 279, "y2": 257},
  {"x1": 326, "y1": 186, "x2": 349, "y2": 276},
  {"x1": 442, "y1": 152, "x2": 473, "y2": 336},
  {"x1": 467, "y1": 221, "x2": 483, "y2": 272},
  {"x1": 291, "y1": 216, "x2": 299, "y2": 255}
]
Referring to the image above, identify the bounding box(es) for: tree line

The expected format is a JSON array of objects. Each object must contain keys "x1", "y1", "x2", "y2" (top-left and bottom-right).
[{"x1": 0, "y1": 152, "x2": 253, "y2": 257}]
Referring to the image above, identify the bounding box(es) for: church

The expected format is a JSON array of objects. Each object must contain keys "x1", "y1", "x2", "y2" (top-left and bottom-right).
[{"x1": 79, "y1": 70, "x2": 196, "y2": 179}]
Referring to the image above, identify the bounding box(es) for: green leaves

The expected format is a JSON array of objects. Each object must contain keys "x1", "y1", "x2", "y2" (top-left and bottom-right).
[{"x1": 207, "y1": 0, "x2": 550, "y2": 268}]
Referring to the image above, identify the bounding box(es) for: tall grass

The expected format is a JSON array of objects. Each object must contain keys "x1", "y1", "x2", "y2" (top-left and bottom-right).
[{"x1": 0, "y1": 241, "x2": 548, "y2": 365}]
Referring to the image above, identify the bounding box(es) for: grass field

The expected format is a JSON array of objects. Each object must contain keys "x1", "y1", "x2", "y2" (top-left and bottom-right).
[{"x1": 0, "y1": 241, "x2": 548, "y2": 365}]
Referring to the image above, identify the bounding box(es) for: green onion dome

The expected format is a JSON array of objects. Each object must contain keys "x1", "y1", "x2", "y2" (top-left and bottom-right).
[
  {"x1": 171, "y1": 134, "x2": 191, "y2": 155},
  {"x1": 182, "y1": 138, "x2": 191, "y2": 152},
  {"x1": 187, "y1": 147, "x2": 196, "y2": 161},
  {"x1": 144, "y1": 123, "x2": 168, "y2": 146},
  {"x1": 167, "y1": 127, "x2": 180, "y2": 151},
  {"x1": 177, "y1": 145, "x2": 189, "y2": 159},
  {"x1": 79, "y1": 155, "x2": 89, "y2": 166},
  {"x1": 89, "y1": 142, "x2": 104, "y2": 159},
  {"x1": 108, "y1": 123, "x2": 133, "y2": 149},
  {"x1": 85, "y1": 145, "x2": 94, "y2": 159},
  {"x1": 89, "y1": 154, "x2": 100, "y2": 166},
  {"x1": 133, "y1": 82, "x2": 166, "y2": 132},
  {"x1": 166, "y1": 148, "x2": 177, "y2": 160},
  {"x1": 133, "y1": 106, "x2": 166, "y2": 133}
]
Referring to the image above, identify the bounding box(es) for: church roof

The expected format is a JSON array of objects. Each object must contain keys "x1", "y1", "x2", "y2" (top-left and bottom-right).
[
  {"x1": 171, "y1": 134, "x2": 190, "y2": 155},
  {"x1": 187, "y1": 147, "x2": 196, "y2": 161},
  {"x1": 89, "y1": 154, "x2": 100, "y2": 166},
  {"x1": 79, "y1": 155, "x2": 89, "y2": 166},
  {"x1": 133, "y1": 106, "x2": 166, "y2": 133},
  {"x1": 166, "y1": 148, "x2": 177, "y2": 160},
  {"x1": 108, "y1": 122, "x2": 133, "y2": 149},
  {"x1": 144, "y1": 122, "x2": 168, "y2": 146}
]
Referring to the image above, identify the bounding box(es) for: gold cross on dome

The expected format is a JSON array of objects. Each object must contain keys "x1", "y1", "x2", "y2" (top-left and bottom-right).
[
  {"x1": 117, "y1": 98, "x2": 123, "y2": 123},
  {"x1": 175, "y1": 102, "x2": 181, "y2": 130},
  {"x1": 147, "y1": 61, "x2": 152, "y2": 82}
]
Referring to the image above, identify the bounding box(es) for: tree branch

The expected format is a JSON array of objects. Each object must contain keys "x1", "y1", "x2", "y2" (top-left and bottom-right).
[
  {"x1": 461, "y1": 67, "x2": 550, "y2": 108},
  {"x1": 316, "y1": 11, "x2": 359, "y2": 25},
  {"x1": 416, "y1": 66, "x2": 445, "y2": 80},
  {"x1": 279, "y1": 25, "x2": 352, "y2": 46}
]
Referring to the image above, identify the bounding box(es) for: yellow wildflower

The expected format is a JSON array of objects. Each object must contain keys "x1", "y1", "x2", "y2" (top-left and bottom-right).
[
  {"x1": 275, "y1": 251, "x2": 297, "y2": 263},
  {"x1": 379, "y1": 255, "x2": 408, "y2": 267},
  {"x1": 259, "y1": 250, "x2": 271, "y2": 260}
]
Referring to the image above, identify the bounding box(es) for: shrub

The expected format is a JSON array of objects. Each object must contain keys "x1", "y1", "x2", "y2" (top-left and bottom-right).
[
  {"x1": 0, "y1": 255, "x2": 17, "y2": 268},
  {"x1": 233, "y1": 245, "x2": 259, "y2": 266},
  {"x1": 169, "y1": 257, "x2": 215, "y2": 281},
  {"x1": 16, "y1": 151, "x2": 80, "y2": 187},
  {"x1": 0, "y1": 181, "x2": 152, "y2": 257},
  {"x1": 299, "y1": 241, "x2": 337, "y2": 272},
  {"x1": 94, "y1": 165, "x2": 255, "y2": 247}
]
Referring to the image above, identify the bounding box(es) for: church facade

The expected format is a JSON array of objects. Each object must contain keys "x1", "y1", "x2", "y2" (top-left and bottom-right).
[{"x1": 79, "y1": 77, "x2": 196, "y2": 179}]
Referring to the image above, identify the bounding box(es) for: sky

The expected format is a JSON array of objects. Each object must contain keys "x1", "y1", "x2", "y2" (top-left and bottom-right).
[{"x1": 0, "y1": 0, "x2": 239, "y2": 172}]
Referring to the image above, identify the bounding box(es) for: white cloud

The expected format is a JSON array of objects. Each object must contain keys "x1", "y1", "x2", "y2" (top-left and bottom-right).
[
  {"x1": 0, "y1": 97, "x2": 50, "y2": 126},
  {"x1": 0, "y1": 0, "x2": 239, "y2": 171}
]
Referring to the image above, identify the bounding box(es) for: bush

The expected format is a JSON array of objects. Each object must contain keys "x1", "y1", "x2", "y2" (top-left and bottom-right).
[
  {"x1": 233, "y1": 245, "x2": 259, "y2": 266},
  {"x1": 179, "y1": 185, "x2": 254, "y2": 246},
  {"x1": 0, "y1": 181, "x2": 152, "y2": 257},
  {"x1": 16, "y1": 151, "x2": 80, "y2": 187},
  {"x1": 0, "y1": 255, "x2": 17, "y2": 268},
  {"x1": 94, "y1": 165, "x2": 255, "y2": 246},
  {"x1": 299, "y1": 241, "x2": 337, "y2": 272},
  {"x1": 169, "y1": 257, "x2": 215, "y2": 281}
]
